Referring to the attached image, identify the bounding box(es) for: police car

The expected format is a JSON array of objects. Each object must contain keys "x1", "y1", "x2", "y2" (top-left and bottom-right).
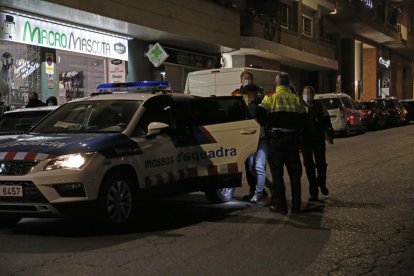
[
  {"x1": 0, "y1": 106, "x2": 58, "y2": 138},
  {"x1": 0, "y1": 81, "x2": 259, "y2": 226}
]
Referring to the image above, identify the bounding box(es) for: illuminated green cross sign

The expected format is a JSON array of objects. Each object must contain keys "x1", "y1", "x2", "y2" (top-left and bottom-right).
[{"x1": 145, "y1": 43, "x2": 169, "y2": 67}]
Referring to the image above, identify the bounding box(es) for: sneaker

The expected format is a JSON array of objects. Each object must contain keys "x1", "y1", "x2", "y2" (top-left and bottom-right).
[
  {"x1": 320, "y1": 186, "x2": 329, "y2": 196},
  {"x1": 250, "y1": 193, "x2": 263, "y2": 204},
  {"x1": 242, "y1": 193, "x2": 254, "y2": 201}
]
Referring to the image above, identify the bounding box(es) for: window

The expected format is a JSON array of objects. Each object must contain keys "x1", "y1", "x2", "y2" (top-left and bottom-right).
[
  {"x1": 190, "y1": 97, "x2": 250, "y2": 126},
  {"x1": 280, "y1": 3, "x2": 289, "y2": 28},
  {"x1": 302, "y1": 15, "x2": 313, "y2": 37},
  {"x1": 341, "y1": 97, "x2": 354, "y2": 109},
  {"x1": 0, "y1": 111, "x2": 52, "y2": 134},
  {"x1": 34, "y1": 100, "x2": 141, "y2": 134},
  {"x1": 316, "y1": 98, "x2": 341, "y2": 110},
  {"x1": 134, "y1": 97, "x2": 172, "y2": 136}
]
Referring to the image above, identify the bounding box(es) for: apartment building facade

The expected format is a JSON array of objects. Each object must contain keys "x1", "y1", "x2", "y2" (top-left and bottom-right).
[
  {"x1": 1, "y1": 0, "x2": 412, "y2": 105},
  {"x1": 324, "y1": 0, "x2": 414, "y2": 100}
]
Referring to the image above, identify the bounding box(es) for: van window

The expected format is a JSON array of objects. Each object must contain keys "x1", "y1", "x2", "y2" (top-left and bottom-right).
[{"x1": 315, "y1": 98, "x2": 341, "y2": 110}]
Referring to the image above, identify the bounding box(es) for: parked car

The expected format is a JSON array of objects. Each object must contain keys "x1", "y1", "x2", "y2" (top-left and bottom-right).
[
  {"x1": 357, "y1": 100, "x2": 389, "y2": 130},
  {"x1": 314, "y1": 92, "x2": 364, "y2": 136},
  {"x1": 374, "y1": 97, "x2": 408, "y2": 126},
  {"x1": 0, "y1": 106, "x2": 58, "y2": 137},
  {"x1": 390, "y1": 98, "x2": 409, "y2": 125},
  {"x1": 0, "y1": 82, "x2": 260, "y2": 227},
  {"x1": 400, "y1": 99, "x2": 414, "y2": 122}
]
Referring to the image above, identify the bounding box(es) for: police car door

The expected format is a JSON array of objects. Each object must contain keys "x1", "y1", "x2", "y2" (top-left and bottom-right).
[
  {"x1": 130, "y1": 96, "x2": 183, "y2": 190},
  {"x1": 184, "y1": 97, "x2": 260, "y2": 186}
]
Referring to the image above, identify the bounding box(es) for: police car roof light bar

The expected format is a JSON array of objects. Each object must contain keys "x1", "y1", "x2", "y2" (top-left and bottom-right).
[{"x1": 96, "y1": 81, "x2": 171, "y2": 93}]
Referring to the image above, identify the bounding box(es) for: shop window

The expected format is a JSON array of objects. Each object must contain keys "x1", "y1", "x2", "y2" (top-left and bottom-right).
[
  {"x1": 56, "y1": 51, "x2": 105, "y2": 103},
  {"x1": 302, "y1": 15, "x2": 313, "y2": 37},
  {"x1": 0, "y1": 41, "x2": 41, "y2": 109}
]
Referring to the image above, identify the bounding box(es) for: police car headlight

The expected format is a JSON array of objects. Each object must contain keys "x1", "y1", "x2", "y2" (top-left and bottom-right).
[{"x1": 43, "y1": 153, "x2": 94, "y2": 171}]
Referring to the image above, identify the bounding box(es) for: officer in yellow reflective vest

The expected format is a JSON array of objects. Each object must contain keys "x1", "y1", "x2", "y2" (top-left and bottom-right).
[{"x1": 254, "y1": 72, "x2": 306, "y2": 214}]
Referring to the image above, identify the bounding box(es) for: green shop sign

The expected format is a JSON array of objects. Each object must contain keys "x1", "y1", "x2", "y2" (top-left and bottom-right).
[{"x1": 0, "y1": 11, "x2": 128, "y2": 60}]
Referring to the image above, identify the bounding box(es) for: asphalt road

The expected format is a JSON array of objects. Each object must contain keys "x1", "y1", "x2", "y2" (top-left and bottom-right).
[{"x1": 1, "y1": 124, "x2": 414, "y2": 276}]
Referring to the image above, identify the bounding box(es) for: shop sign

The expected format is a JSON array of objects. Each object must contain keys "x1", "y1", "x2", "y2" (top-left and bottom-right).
[
  {"x1": 0, "y1": 11, "x2": 129, "y2": 60},
  {"x1": 108, "y1": 59, "x2": 126, "y2": 83},
  {"x1": 379, "y1": 57, "x2": 390, "y2": 68},
  {"x1": 164, "y1": 47, "x2": 216, "y2": 69},
  {"x1": 145, "y1": 43, "x2": 168, "y2": 67}
]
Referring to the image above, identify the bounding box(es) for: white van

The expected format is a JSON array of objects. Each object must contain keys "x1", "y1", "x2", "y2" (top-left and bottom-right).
[{"x1": 184, "y1": 67, "x2": 279, "y2": 97}]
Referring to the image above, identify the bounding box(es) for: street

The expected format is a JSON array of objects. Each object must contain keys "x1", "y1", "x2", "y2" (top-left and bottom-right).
[{"x1": 1, "y1": 124, "x2": 414, "y2": 276}]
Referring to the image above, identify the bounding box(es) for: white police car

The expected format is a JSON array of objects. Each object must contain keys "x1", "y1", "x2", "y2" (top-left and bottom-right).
[{"x1": 0, "y1": 81, "x2": 259, "y2": 226}]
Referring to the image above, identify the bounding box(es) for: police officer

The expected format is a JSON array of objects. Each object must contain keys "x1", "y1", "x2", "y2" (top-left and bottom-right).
[
  {"x1": 255, "y1": 72, "x2": 305, "y2": 214},
  {"x1": 300, "y1": 86, "x2": 333, "y2": 201}
]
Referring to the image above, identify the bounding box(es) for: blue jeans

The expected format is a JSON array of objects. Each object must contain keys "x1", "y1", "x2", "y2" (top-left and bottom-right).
[{"x1": 247, "y1": 138, "x2": 271, "y2": 195}]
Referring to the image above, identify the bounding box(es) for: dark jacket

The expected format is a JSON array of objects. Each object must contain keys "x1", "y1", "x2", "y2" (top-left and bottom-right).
[
  {"x1": 25, "y1": 99, "x2": 47, "y2": 108},
  {"x1": 303, "y1": 100, "x2": 333, "y2": 144}
]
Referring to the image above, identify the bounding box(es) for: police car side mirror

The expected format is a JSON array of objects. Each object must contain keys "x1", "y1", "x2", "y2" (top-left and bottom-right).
[{"x1": 147, "y1": 122, "x2": 170, "y2": 136}]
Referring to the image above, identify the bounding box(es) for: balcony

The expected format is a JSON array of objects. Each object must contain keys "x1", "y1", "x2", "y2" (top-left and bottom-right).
[
  {"x1": 241, "y1": 11, "x2": 336, "y2": 60},
  {"x1": 239, "y1": 11, "x2": 337, "y2": 70},
  {"x1": 325, "y1": 0, "x2": 399, "y2": 44},
  {"x1": 386, "y1": 23, "x2": 414, "y2": 56}
]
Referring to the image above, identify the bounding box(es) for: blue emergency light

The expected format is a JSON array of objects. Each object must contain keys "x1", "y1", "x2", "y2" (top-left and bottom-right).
[{"x1": 96, "y1": 81, "x2": 171, "y2": 93}]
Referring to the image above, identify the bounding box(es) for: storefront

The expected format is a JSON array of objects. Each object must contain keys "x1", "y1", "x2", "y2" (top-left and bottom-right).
[{"x1": 0, "y1": 9, "x2": 129, "y2": 109}]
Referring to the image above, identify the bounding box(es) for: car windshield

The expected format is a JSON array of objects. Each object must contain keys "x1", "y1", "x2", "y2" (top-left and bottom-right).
[
  {"x1": 315, "y1": 98, "x2": 342, "y2": 110},
  {"x1": 0, "y1": 111, "x2": 52, "y2": 134},
  {"x1": 32, "y1": 100, "x2": 142, "y2": 134}
]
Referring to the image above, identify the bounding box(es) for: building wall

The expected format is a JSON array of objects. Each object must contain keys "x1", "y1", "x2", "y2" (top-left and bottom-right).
[
  {"x1": 362, "y1": 48, "x2": 377, "y2": 100},
  {"x1": 390, "y1": 52, "x2": 413, "y2": 99},
  {"x1": 340, "y1": 38, "x2": 355, "y2": 98},
  {"x1": 42, "y1": 0, "x2": 240, "y2": 49}
]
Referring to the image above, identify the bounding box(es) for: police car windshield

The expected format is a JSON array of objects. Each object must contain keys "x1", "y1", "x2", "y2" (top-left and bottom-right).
[{"x1": 31, "y1": 100, "x2": 142, "y2": 134}]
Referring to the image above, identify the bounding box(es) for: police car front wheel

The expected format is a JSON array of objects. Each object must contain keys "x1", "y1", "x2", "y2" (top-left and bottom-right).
[
  {"x1": 98, "y1": 173, "x2": 137, "y2": 225},
  {"x1": 205, "y1": 188, "x2": 235, "y2": 203}
]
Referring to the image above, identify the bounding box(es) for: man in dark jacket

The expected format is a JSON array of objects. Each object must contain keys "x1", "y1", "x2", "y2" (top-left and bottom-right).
[
  {"x1": 300, "y1": 86, "x2": 333, "y2": 201},
  {"x1": 26, "y1": 91, "x2": 46, "y2": 108}
]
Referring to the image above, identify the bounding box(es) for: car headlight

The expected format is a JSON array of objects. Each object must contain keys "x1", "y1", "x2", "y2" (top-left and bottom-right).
[{"x1": 43, "y1": 153, "x2": 94, "y2": 171}]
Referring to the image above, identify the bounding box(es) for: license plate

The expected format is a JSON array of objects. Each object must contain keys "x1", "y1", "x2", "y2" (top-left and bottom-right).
[{"x1": 0, "y1": 185, "x2": 23, "y2": 197}]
